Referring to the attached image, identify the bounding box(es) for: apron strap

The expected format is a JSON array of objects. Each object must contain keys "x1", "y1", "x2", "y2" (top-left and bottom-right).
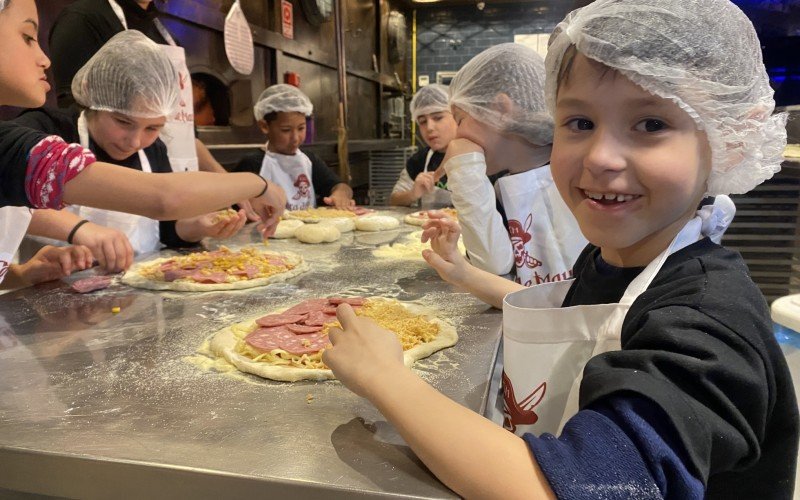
[
  {"x1": 619, "y1": 195, "x2": 736, "y2": 304},
  {"x1": 108, "y1": 0, "x2": 177, "y2": 46}
]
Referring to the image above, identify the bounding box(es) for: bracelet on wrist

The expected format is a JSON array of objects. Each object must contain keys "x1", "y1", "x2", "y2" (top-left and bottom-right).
[
  {"x1": 257, "y1": 176, "x2": 269, "y2": 197},
  {"x1": 67, "y1": 219, "x2": 90, "y2": 244}
]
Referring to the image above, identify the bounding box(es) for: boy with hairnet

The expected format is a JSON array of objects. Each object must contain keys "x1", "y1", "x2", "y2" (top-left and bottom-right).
[
  {"x1": 428, "y1": 43, "x2": 586, "y2": 287},
  {"x1": 15, "y1": 31, "x2": 247, "y2": 269},
  {"x1": 389, "y1": 84, "x2": 457, "y2": 207},
  {"x1": 321, "y1": 1, "x2": 798, "y2": 498},
  {"x1": 234, "y1": 84, "x2": 354, "y2": 211}
]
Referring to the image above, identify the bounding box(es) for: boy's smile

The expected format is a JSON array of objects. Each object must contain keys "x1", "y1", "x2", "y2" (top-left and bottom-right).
[{"x1": 551, "y1": 53, "x2": 712, "y2": 267}]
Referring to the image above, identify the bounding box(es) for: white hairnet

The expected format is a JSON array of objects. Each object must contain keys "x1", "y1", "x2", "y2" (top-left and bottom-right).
[
  {"x1": 71, "y1": 30, "x2": 179, "y2": 119},
  {"x1": 449, "y1": 43, "x2": 553, "y2": 146},
  {"x1": 0, "y1": 1, "x2": 6, "y2": 12},
  {"x1": 546, "y1": 0, "x2": 785, "y2": 196},
  {"x1": 410, "y1": 84, "x2": 449, "y2": 121},
  {"x1": 253, "y1": 84, "x2": 313, "y2": 120}
]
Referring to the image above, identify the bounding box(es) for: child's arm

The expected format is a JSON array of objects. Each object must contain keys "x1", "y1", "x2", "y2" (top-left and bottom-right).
[
  {"x1": 27, "y1": 209, "x2": 134, "y2": 272},
  {"x1": 439, "y1": 141, "x2": 515, "y2": 275},
  {"x1": 421, "y1": 216, "x2": 524, "y2": 308},
  {"x1": 389, "y1": 171, "x2": 435, "y2": 207},
  {"x1": 323, "y1": 304, "x2": 556, "y2": 499}
]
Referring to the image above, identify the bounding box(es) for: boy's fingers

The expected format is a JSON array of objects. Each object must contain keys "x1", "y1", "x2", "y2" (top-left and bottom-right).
[
  {"x1": 335, "y1": 303, "x2": 357, "y2": 329},
  {"x1": 327, "y1": 326, "x2": 343, "y2": 345}
]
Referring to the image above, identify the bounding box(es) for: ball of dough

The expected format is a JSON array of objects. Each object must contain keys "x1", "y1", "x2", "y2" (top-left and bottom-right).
[
  {"x1": 295, "y1": 223, "x2": 341, "y2": 244},
  {"x1": 271, "y1": 219, "x2": 304, "y2": 239},
  {"x1": 322, "y1": 217, "x2": 355, "y2": 233},
  {"x1": 355, "y1": 229, "x2": 401, "y2": 246},
  {"x1": 355, "y1": 215, "x2": 400, "y2": 232}
]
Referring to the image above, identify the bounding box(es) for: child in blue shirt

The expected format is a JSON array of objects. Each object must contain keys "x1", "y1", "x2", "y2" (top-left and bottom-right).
[{"x1": 321, "y1": 1, "x2": 799, "y2": 498}]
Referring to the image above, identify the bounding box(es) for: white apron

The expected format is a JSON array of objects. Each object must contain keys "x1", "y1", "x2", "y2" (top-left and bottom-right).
[
  {"x1": 72, "y1": 112, "x2": 161, "y2": 254},
  {"x1": 420, "y1": 149, "x2": 453, "y2": 208},
  {"x1": 495, "y1": 165, "x2": 587, "y2": 287},
  {"x1": 108, "y1": 0, "x2": 199, "y2": 172},
  {"x1": 259, "y1": 145, "x2": 316, "y2": 210},
  {"x1": 496, "y1": 195, "x2": 736, "y2": 436},
  {"x1": 0, "y1": 207, "x2": 33, "y2": 285}
]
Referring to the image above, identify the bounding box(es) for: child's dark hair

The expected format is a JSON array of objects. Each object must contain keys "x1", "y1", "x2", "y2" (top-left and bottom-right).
[{"x1": 262, "y1": 112, "x2": 279, "y2": 123}]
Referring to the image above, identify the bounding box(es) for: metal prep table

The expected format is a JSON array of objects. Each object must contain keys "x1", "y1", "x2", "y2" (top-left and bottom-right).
[{"x1": 0, "y1": 209, "x2": 502, "y2": 499}]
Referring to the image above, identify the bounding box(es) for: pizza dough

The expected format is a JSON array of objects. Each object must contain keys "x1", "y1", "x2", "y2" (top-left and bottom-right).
[
  {"x1": 271, "y1": 219, "x2": 304, "y2": 239},
  {"x1": 284, "y1": 207, "x2": 356, "y2": 223},
  {"x1": 321, "y1": 217, "x2": 355, "y2": 233},
  {"x1": 373, "y1": 230, "x2": 466, "y2": 260},
  {"x1": 355, "y1": 215, "x2": 400, "y2": 232},
  {"x1": 355, "y1": 229, "x2": 401, "y2": 246},
  {"x1": 207, "y1": 297, "x2": 458, "y2": 382},
  {"x1": 404, "y1": 208, "x2": 458, "y2": 226},
  {"x1": 295, "y1": 223, "x2": 341, "y2": 244},
  {"x1": 121, "y1": 247, "x2": 308, "y2": 291}
]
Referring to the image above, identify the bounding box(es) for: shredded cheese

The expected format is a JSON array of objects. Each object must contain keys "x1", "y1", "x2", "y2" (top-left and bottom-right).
[{"x1": 139, "y1": 246, "x2": 296, "y2": 283}]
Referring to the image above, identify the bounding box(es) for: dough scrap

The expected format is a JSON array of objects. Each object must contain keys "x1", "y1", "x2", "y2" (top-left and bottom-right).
[
  {"x1": 295, "y1": 223, "x2": 341, "y2": 244},
  {"x1": 355, "y1": 215, "x2": 400, "y2": 232}
]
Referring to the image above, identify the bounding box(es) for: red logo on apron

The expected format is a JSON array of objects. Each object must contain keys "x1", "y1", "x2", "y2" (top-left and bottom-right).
[
  {"x1": 292, "y1": 173, "x2": 311, "y2": 202},
  {"x1": 502, "y1": 370, "x2": 546, "y2": 432},
  {"x1": 509, "y1": 213, "x2": 543, "y2": 270}
]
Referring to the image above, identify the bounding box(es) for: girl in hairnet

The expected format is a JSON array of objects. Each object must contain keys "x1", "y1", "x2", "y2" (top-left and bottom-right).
[
  {"x1": 15, "y1": 30, "x2": 248, "y2": 270},
  {"x1": 429, "y1": 43, "x2": 587, "y2": 287},
  {"x1": 322, "y1": 1, "x2": 798, "y2": 498},
  {"x1": 234, "y1": 84, "x2": 354, "y2": 211},
  {"x1": 0, "y1": 0, "x2": 286, "y2": 288},
  {"x1": 389, "y1": 84, "x2": 457, "y2": 207}
]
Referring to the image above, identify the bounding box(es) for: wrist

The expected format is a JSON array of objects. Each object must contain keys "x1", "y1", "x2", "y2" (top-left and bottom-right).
[
  {"x1": 365, "y1": 363, "x2": 418, "y2": 405},
  {"x1": 253, "y1": 174, "x2": 269, "y2": 197}
]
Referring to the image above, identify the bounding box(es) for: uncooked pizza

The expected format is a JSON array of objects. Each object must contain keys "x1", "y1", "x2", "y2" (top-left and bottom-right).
[
  {"x1": 121, "y1": 246, "x2": 308, "y2": 291},
  {"x1": 207, "y1": 296, "x2": 458, "y2": 382},
  {"x1": 284, "y1": 206, "x2": 372, "y2": 223},
  {"x1": 404, "y1": 208, "x2": 458, "y2": 226}
]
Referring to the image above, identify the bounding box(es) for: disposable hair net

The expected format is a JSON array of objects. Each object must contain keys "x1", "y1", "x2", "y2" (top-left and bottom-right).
[
  {"x1": 253, "y1": 84, "x2": 313, "y2": 120},
  {"x1": 0, "y1": 1, "x2": 6, "y2": 12},
  {"x1": 71, "y1": 30, "x2": 179, "y2": 119},
  {"x1": 410, "y1": 84, "x2": 450, "y2": 121},
  {"x1": 449, "y1": 43, "x2": 553, "y2": 146},
  {"x1": 545, "y1": 0, "x2": 786, "y2": 196}
]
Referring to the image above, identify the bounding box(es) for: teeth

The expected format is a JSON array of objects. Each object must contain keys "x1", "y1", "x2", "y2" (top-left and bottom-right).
[{"x1": 584, "y1": 190, "x2": 636, "y2": 202}]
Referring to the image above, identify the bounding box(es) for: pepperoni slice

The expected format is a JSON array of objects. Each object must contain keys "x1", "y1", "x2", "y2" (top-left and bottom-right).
[
  {"x1": 327, "y1": 297, "x2": 366, "y2": 306},
  {"x1": 303, "y1": 310, "x2": 338, "y2": 326},
  {"x1": 278, "y1": 332, "x2": 330, "y2": 355},
  {"x1": 71, "y1": 276, "x2": 113, "y2": 293},
  {"x1": 321, "y1": 305, "x2": 338, "y2": 315},
  {"x1": 245, "y1": 327, "x2": 295, "y2": 352},
  {"x1": 287, "y1": 323, "x2": 323, "y2": 334},
  {"x1": 190, "y1": 271, "x2": 229, "y2": 284},
  {"x1": 255, "y1": 314, "x2": 307, "y2": 327},
  {"x1": 284, "y1": 298, "x2": 329, "y2": 315}
]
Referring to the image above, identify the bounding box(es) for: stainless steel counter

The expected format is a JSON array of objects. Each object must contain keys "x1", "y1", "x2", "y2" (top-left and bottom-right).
[{"x1": 0, "y1": 210, "x2": 502, "y2": 499}]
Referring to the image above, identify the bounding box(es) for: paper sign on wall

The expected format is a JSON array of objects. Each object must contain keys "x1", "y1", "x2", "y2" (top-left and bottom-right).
[
  {"x1": 282, "y1": 0, "x2": 294, "y2": 40},
  {"x1": 224, "y1": 0, "x2": 254, "y2": 75}
]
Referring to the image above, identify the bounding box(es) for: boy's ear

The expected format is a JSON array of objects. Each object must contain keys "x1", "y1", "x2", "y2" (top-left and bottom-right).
[
  {"x1": 257, "y1": 119, "x2": 269, "y2": 135},
  {"x1": 492, "y1": 93, "x2": 515, "y2": 116}
]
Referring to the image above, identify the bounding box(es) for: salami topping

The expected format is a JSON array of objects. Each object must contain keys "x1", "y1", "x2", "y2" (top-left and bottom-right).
[
  {"x1": 287, "y1": 323, "x2": 323, "y2": 334},
  {"x1": 256, "y1": 314, "x2": 307, "y2": 327},
  {"x1": 163, "y1": 269, "x2": 195, "y2": 282},
  {"x1": 189, "y1": 271, "x2": 229, "y2": 284},
  {"x1": 278, "y1": 332, "x2": 329, "y2": 355},
  {"x1": 284, "y1": 298, "x2": 329, "y2": 315},
  {"x1": 328, "y1": 297, "x2": 366, "y2": 306},
  {"x1": 71, "y1": 276, "x2": 113, "y2": 293},
  {"x1": 303, "y1": 310, "x2": 337, "y2": 327},
  {"x1": 245, "y1": 327, "x2": 295, "y2": 352}
]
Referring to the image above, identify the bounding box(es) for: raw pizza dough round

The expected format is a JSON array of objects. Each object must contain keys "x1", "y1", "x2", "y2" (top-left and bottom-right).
[
  {"x1": 355, "y1": 229, "x2": 401, "y2": 246},
  {"x1": 404, "y1": 208, "x2": 458, "y2": 226},
  {"x1": 207, "y1": 297, "x2": 458, "y2": 382},
  {"x1": 121, "y1": 249, "x2": 308, "y2": 291},
  {"x1": 321, "y1": 217, "x2": 355, "y2": 233},
  {"x1": 295, "y1": 224, "x2": 341, "y2": 244},
  {"x1": 355, "y1": 215, "x2": 400, "y2": 232},
  {"x1": 284, "y1": 207, "x2": 356, "y2": 223},
  {"x1": 271, "y1": 219, "x2": 304, "y2": 239}
]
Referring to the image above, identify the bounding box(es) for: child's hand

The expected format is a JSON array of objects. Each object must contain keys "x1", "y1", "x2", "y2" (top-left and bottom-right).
[
  {"x1": 436, "y1": 138, "x2": 485, "y2": 182},
  {"x1": 421, "y1": 216, "x2": 470, "y2": 286},
  {"x1": 236, "y1": 199, "x2": 261, "y2": 222},
  {"x1": 17, "y1": 245, "x2": 93, "y2": 286},
  {"x1": 251, "y1": 182, "x2": 286, "y2": 237},
  {"x1": 177, "y1": 209, "x2": 248, "y2": 241},
  {"x1": 323, "y1": 193, "x2": 356, "y2": 210},
  {"x1": 71, "y1": 221, "x2": 134, "y2": 272},
  {"x1": 323, "y1": 303, "x2": 406, "y2": 398},
  {"x1": 412, "y1": 171, "x2": 436, "y2": 199}
]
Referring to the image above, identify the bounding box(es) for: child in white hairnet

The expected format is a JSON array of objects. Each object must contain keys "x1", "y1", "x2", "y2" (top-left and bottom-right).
[
  {"x1": 0, "y1": 0, "x2": 286, "y2": 288},
  {"x1": 389, "y1": 84, "x2": 457, "y2": 207},
  {"x1": 234, "y1": 84, "x2": 354, "y2": 211},
  {"x1": 322, "y1": 1, "x2": 798, "y2": 498},
  {"x1": 15, "y1": 31, "x2": 248, "y2": 269},
  {"x1": 427, "y1": 43, "x2": 586, "y2": 288}
]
